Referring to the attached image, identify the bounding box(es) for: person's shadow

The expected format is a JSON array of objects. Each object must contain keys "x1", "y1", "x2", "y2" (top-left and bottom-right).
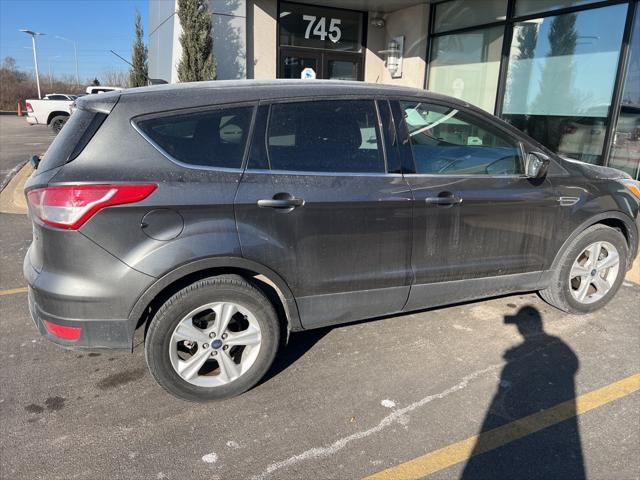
[{"x1": 461, "y1": 306, "x2": 585, "y2": 479}]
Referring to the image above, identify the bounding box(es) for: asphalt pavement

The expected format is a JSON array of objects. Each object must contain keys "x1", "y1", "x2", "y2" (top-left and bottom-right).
[{"x1": 0, "y1": 116, "x2": 638, "y2": 480}]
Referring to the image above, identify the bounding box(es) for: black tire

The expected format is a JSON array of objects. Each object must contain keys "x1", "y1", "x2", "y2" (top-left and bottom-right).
[
  {"x1": 539, "y1": 224, "x2": 628, "y2": 314},
  {"x1": 145, "y1": 275, "x2": 281, "y2": 402},
  {"x1": 50, "y1": 115, "x2": 68, "y2": 133}
]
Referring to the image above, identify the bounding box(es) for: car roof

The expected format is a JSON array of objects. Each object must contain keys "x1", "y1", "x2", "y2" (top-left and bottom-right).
[
  {"x1": 122, "y1": 79, "x2": 428, "y2": 97},
  {"x1": 79, "y1": 79, "x2": 472, "y2": 116}
]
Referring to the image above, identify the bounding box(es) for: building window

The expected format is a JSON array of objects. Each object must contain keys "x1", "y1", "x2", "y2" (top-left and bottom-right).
[
  {"x1": 277, "y1": 2, "x2": 365, "y2": 80},
  {"x1": 609, "y1": 3, "x2": 640, "y2": 180},
  {"x1": 279, "y1": 2, "x2": 363, "y2": 52},
  {"x1": 428, "y1": 26, "x2": 504, "y2": 113},
  {"x1": 501, "y1": 3, "x2": 628, "y2": 165},
  {"x1": 434, "y1": 0, "x2": 508, "y2": 34},
  {"x1": 515, "y1": 0, "x2": 601, "y2": 17}
]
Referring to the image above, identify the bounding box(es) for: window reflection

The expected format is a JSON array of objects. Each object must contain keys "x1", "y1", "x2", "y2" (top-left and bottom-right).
[
  {"x1": 502, "y1": 4, "x2": 627, "y2": 164},
  {"x1": 428, "y1": 26, "x2": 504, "y2": 113},
  {"x1": 609, "y1": 4, "x2": 640, "y2": 180}
]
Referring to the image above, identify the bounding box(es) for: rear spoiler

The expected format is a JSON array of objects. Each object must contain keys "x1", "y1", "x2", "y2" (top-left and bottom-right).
[{"x1": 75, "y1": 90, "x2": 121, "y2": 115}]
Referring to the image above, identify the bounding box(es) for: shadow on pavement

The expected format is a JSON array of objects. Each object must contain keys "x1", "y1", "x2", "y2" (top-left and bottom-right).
[{"x1": 461, "y1": 305, "x2": 585, "y2": 480}]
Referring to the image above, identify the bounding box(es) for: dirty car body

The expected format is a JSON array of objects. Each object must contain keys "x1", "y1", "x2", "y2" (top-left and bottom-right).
[{"x1": 23, "y1": 80, "x2": 640, "y2": 401}]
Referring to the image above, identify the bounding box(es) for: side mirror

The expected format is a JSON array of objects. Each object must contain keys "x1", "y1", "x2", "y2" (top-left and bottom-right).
[{"x1": 526, "y1": 152, "x2": 550, "y2": 178}]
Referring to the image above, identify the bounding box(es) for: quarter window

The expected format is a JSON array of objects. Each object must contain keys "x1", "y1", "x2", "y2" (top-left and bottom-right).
[
  {"x1": 136, "y1": 106, "x2": 254, "y2": 169},
  {"x1": 267, "y1": 100, "x2": 385, "y2": 173},
  {"x1": 400, "y1": 101, "x2": 523, "y2": 175}
]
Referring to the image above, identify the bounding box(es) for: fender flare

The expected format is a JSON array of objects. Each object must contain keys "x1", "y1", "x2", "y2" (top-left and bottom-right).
[
  {"x1": 126, "y1": 256, "x2": 303, "y2": 337},
  {"x1": 549, "y1": 211, "x2": 638, "y2": 272}
]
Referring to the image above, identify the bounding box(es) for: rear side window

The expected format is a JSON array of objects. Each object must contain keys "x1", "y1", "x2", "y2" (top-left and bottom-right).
[
  {"x1": 137, "y1": 106, "x2": 254, "y2": 169},
  {"x1": 37, "y1": 109, "x2": 106, "y2": 174},
  {"x1": 267, "y1": 100, "x2": 385, "y2": 173},
  {"x1": 400, "y1": 101, "x2": 523, "y2": 175}
]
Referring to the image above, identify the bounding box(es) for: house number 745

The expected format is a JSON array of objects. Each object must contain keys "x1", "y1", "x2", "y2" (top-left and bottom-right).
[{"x1": 302, "y1": 15, "x2": 342, "y2": 43}]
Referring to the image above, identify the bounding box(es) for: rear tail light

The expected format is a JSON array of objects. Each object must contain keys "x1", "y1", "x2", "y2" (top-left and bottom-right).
[
  {"x1": 26, "y1": 184, "x2": 157, "y2": 230},
  {"x1": 26, "y1": 102, "x2": 33, "y2": 113},
  {"x1": 43, "y1": 319, "x2": 82, "y2": 341}
]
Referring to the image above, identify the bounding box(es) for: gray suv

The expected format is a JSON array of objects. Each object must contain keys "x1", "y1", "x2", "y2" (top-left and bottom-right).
[{"x1": 24, "y1": 80, "x2": 640, "y2": 401}]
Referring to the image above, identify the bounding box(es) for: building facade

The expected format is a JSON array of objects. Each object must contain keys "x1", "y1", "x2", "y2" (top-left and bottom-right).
[{"x1": 149, "y1": 0, "x2": 640, "y2": 179}]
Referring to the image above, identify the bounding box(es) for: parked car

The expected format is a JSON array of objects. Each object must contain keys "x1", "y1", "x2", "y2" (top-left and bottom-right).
[
  {"x1": 25, "y1": 96, "x2": 74, "y2": 133},
  {"x1": 85, "y1": 85, "x2": 123, "y2": 95},
  {"x1": 24, "y1": 80, "x2": 640, "y2": 401}
]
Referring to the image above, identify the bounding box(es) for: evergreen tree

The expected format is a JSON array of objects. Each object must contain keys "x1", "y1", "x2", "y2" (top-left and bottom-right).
[
  {"x1": 91, "y1": 77, "x2": 100, "y2": 86},
  {"x1": 129, "y1": 10, "x2": 148, "y2": 87},
  {"x1": 177, "y1": 0, "x2": 216, "y2": 82}
]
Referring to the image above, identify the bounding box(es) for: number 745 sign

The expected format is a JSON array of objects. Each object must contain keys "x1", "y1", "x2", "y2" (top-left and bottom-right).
[{"x1": 303, "y1": 15, "x2": 342, "y2": 43}]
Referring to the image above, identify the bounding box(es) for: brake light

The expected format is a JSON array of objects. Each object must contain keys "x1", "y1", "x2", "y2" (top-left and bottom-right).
[
  {"x1": 43, "y1": 319, "x2": 82, "y2": 340},
  {"x1": 26, "y1": 184, "x2": 157, "y2": 230},
  {"x1": 26, "y1": 102, "x2": 33, "y2": 112}
]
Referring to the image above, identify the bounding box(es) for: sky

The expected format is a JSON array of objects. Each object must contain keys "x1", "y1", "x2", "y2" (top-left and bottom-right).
[{"x1": 0, "y1": 0, "x2": 148, "y2": 82}]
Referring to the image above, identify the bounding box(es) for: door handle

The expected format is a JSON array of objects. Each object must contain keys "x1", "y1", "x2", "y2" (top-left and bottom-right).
[
  {"x1": 257, "y1": 194, "x2": 305, "y2": 209},
  {"x1": 425, "y1": 193, "x2": 463, "y2": 206}
]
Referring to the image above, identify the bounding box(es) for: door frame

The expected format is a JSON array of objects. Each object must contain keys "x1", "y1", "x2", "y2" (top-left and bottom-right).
[{"x1": 276, "y1": 0, "x2": 368, "y2": 81}]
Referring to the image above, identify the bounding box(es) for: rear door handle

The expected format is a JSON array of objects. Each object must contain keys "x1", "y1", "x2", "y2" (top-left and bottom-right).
[{"x1": 257, "y1": 196, "x2": 305, "y2": 209}]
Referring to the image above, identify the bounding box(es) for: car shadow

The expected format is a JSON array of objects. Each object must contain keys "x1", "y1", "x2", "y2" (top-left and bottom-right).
[
  {"x1": 460, "y1": 305, "x2": 585, "y2": 479},
  {"x1": 258, "y1": 327, "x2": 330, "y2": 386}
]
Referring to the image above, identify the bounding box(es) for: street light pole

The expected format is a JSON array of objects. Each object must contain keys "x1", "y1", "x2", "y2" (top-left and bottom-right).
[
  {"x1": 20, "y1": 29, "x2": 45, "y2": 99},
  {"x1": 55, "y1": 36, "x2": 80, "y2": 86}
]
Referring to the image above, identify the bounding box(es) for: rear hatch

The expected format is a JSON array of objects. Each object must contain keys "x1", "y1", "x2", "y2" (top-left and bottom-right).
[
  {"x1": 32, "y1": 92, "x2": 121, "y2": 176},
  {"x1": 25, "y1": 92, "x2": 121, "y2": 274}
]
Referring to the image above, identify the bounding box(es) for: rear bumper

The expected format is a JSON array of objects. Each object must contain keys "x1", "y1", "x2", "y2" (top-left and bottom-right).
[
  {"x1": 23, "y1": 230, "x2": 156, "y2": 350},
  {"x1": 25, "y1": 115, "x2": 38, "y2": 125},
  {"x1": 27, "y1": 287, "x2": 132, "y2": 350}
]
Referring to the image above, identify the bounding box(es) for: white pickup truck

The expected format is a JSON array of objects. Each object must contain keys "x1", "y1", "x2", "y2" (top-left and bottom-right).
[
  {"x1": 25, "y1": 94, "x2": 76, "y2": 133},
  {"x1": 25, "y1": 87, "x2": 123, "y2": 133}
]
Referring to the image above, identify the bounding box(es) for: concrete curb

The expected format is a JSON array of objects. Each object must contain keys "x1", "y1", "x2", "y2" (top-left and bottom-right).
[
  {"x1": 0, "y1": 161, "x2": 31, "y2": 214},
  {"x1": 0, "y1": 159, "x2": 27, "y2": 193}
]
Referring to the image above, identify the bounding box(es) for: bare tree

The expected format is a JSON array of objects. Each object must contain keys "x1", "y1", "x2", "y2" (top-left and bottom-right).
[{"x1": 102, "y1": 69, "x2": 130, "y2": 87}]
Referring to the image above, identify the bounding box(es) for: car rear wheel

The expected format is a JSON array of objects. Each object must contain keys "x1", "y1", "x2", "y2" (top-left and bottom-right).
[
  {"x1": 50, "y1": 115, "x2": 68, "y2": 133},
  {"x1": 539, "y1": 224, "x2": 628, "y2": 314},
  {"x1": 145, "y1": 275, "x2": 281, "y2": 401}
]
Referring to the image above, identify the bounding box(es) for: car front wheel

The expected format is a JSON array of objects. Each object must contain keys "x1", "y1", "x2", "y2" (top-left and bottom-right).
[
  {"x1": 539, "y1": 224, "x2": 628, "y2": 314},
  {"x1": 145, "y1": 275, "x2": 281, "y2": 401}
]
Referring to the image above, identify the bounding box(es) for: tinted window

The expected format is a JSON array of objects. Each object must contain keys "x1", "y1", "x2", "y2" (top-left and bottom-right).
[
  {"x1": 267, "y1": 100, "x2": 384, "y2": 173},
  {"x1": 46, "y1": 95, "x2": 69, "y2": 100},
  {"x1": 137, "y1": 106, "x2": 254, "y2": 169},
  {"x1": 400, "y1": 101, "x2": 522, "y2": 175},
  {"x1": 37, "y1": 109, "x2": 106, "y2": 173}
]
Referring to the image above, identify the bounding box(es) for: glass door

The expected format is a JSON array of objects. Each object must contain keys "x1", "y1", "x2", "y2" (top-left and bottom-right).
[
  {"x1": 279, "y1": 48, "x2": 321, "y2": 79},
  {"x1": 323, "y1": 52, "x2": 361, "y2": 80}
]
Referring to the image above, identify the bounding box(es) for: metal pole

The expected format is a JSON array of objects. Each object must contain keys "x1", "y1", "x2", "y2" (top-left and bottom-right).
[
  {"x1": 32, "y1": 35, "x2": 41, "y2": 99},
  {"x1": 73, "y1": 41, "x2": 79, "y2": 86}
]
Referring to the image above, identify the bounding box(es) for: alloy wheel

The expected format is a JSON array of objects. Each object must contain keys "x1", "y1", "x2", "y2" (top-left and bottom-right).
[
  {"x1": 569, "y1": 241, "x2": 620, "y2": 304},
  {"x1": 168, "y1": 302, "x2": 262, "y2": 387}
]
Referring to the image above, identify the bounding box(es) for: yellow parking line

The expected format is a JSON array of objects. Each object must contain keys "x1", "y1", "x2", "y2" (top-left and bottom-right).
[
  {"x1": 0, "y1": 287, "x2": 28, "y2": 296},
  {"x1": 364, "y1": 373, "x2": 640, "y2": 480}
]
